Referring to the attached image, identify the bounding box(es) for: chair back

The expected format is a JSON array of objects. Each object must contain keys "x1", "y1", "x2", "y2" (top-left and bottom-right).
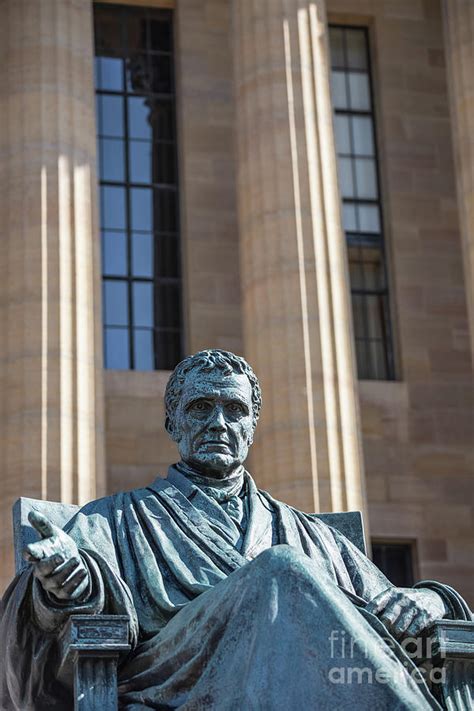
[
  {"x1": 13, "y1": 497, "x2": 80, "y2": 574},
  {"x1": 312, "y1": 511, "x2": 366, "y2": 554}
]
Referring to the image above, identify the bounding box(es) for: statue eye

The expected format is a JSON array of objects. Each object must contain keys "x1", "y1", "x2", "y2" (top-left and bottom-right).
[
  {"x1": 228, "y1": 403, "x2": 244, "y2": 413},
  {"x1": 192, "y1": 401, "x2": 208, "y2": 412}
]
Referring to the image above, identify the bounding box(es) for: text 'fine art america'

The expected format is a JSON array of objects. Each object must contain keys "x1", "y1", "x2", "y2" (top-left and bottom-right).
[{"x1": 1, "y1": 350, "x2": 472, "y2": 709}]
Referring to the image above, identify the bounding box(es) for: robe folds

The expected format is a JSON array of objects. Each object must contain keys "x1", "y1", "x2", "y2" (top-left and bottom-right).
[{"x1": 1, "y1": 467, "x2": 471, "y2": 710}]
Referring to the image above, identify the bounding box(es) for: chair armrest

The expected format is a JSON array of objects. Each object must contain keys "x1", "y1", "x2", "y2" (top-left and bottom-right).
[
  {"x1": 427, "y1": 620, "x2": 474, "y2": 662},
  {"x1": 424, "y1": 619, "x2": 474, "y2": 711},
  {"x1": 58, "y1": 615, "x2": 130, "y2": 711}
]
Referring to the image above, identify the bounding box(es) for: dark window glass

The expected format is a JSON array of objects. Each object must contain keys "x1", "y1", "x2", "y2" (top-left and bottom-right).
[
  {"x1": 329, "y1": 26, "x2": 395, "y2": 380},
  {"x1": 95, "y1": 4, "x2": 182, "y2": 371},
  {"x1": 372, "y1": 542, "x2": 415, "y2": 588}
]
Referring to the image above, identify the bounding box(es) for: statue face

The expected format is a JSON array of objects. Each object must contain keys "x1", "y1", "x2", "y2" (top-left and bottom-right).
[{"x1": 173, "y1": 370, "x2": 254, "y2": 478}]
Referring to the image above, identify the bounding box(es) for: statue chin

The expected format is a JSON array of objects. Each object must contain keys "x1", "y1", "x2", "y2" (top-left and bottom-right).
[{"x1": 186, "y1": 452, "x2": 243, "y2": 479}]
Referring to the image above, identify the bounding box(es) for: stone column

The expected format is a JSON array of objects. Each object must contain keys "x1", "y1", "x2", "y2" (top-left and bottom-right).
[
  {"x1": 443, "y1": 1, "x2": 474, "y2": 361},
  {"x1": 0, "y1": 0, "x2": 105, "y2": 590},
  {"x1": 233, "y1": 0, "x2": 367, "y2": 517}
]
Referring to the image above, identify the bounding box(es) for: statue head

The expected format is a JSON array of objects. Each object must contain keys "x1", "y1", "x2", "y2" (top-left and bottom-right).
[{"x1": 165, "y1": 350, "x2": 262, "y2": 478}]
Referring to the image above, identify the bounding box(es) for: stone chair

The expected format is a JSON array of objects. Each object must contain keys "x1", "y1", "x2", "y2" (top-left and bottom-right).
[{"x1": 12, "y1": 497, "x2": 474, "y2": 711}]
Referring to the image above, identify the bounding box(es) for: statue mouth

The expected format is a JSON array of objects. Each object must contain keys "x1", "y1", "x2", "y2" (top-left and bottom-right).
[{"x1": 201, "y1": 440, "x2": 231, "y2": 448}]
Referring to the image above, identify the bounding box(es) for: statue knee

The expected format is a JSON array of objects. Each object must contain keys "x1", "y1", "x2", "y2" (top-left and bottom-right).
[
  {"x1": 251, "y1": 546, "x2": 333, "y2": 599},
  {"x1": 253, "y1": 545, "x2": 308, "y2": 579}
]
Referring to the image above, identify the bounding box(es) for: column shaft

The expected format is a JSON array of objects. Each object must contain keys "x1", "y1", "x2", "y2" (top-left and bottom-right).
[
  {"x1": 0, "y1": 0, "x2": 105, "y2": 589},
  {"x1": 233, "y1": 0, "x2": 367, "y2": 517},
  {"x1": 443, "y1": 0, "x2": 474, "y2": 361}
]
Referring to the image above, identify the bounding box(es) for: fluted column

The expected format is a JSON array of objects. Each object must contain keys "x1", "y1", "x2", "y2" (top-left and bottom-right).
[
  {"x1": 0, "y1": 0, "x2": 105, "y2": 589},
  {"x1": 443, "y1": 1, "x2": 474, "y2": 361},
  {"x1": 233, "y1": 0, "x2": 367, "y2": 518}
]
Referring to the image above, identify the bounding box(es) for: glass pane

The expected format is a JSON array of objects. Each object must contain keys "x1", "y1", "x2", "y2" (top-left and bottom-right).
[
  {"x1": 352, "y1": 116, "x2": 374, "y2": 156},
  {"x1": 100, "y1": 138, "x2": 125, "y2": 182},
  {"x1": 355, "y1": 158, "x2": 377, "y2": 199},
  {"x1": 156, "y1": 233, "x2": 180, "y2": 278},
  {"x1": 126, "y1": 11, "x2": 148, "y2": 52},
  {"x1": 131, "y1": 187, "x2": 152, "y2": 231},
  {"x1": 104, "y1": 281, "x2": 128, "y2": 326},
  {"x1": 156, "y1": 283, "x2": 180, "y2": 328},
  {"x1": 358, "y1": 204, "x2": 380, "y2": 233},
  {"x1": 366, "y1": 296, "x2": 383, "y2": 339},
  {"x1": 97, "y1": 95, "x2": 124, "y2": 137},
  {"x1": 150, "y1": 19, "x2": 172, "y2": 52},
  {"x1": 349, "y1": 252, "x2": 364, "y2": 290},
  {"x1": 331, "y1": 71, "x2": 348, "y2": 109},
  {"x1": 134, "y1": 329, "x2": 154, "y2": 370},
  {"x1": 337, "y1": 157, "x2": 355, "y2": 198},
  {"x1": 351, "y1": 296, "x2": 366, "y2": 338},
  {"x1": 334, "y1": 115, "x2": 351, "y2": 154},
  {"x1": 346, "y1": 30, "x2": 368, "y2": 70},
  {"x1": 126, "y1": 54, "x2": 151, "y2": 94},
  {"x1": 105, "y1": 327, "x2": 130, "y2": 369},
  {"x1": 95, "y1": 57, "x2": 124, "y2": 91},
  {"x1": 329, "y1": 27, "x2": 344, "y2": 67},
  {"x1": 348, "y1": 73, "x2": 371, "y2": 111},
  {"x1": 362, "y1": 250, "x2": 384, "y2": 290},
  {"x1": 129, "y1": 140, "x2": 152, "y2": 183},
  {"x1": 156, "y1": 330, "x2": 181, "y2": 370},
  {"x1": 155, "y1": 189, "x2": 177, "y2": 231},
  {"x1": 132, "y1": 232, "x2": 153, "y2": 277},
  {"x1": 150, "y1": 54, "x2": 172, "y2": 94},
  {"x1": 355, "y1": 339, "x2": 370, "y2": 379},
  {"x1": 94, "y1": 6, "x2": 123, "y2": 53},
  {"x1": 102, "y1": 231, "x2": 127, "y2": 276},
  {"x1": 343, "y1": 203, "x2": 357, "y2": 232},
  {"x1": 153, "y1": 142, "x2": 176, "y2": 184},
  {"x1": 101, "y1": 186, "x2": 126, "y2": 229},
  {"x1": 149, "y1": 99, "x2": 174, "y2": 141},
  {"x1": 369, "y1": 340, "x2": 387, "y2": 380},
  {"x1": 133, "y1": 282, "x2": 154, "y2": 327},
  {"x1": 128, "y1": 97, "x2": 152, "y2": 140}
]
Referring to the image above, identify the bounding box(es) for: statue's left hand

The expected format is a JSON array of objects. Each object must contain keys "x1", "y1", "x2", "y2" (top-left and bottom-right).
[{"x1": 366, "y1": 587, "x2": 448, "y2": 639}]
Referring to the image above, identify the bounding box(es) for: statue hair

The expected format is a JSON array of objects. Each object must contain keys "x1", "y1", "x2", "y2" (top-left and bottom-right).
[{"x1": 165, "y1": 349, "x2": 262, "y2": 436}]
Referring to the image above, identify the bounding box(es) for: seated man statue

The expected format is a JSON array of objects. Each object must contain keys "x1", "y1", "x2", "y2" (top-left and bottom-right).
[{"x1": 1, "y1": 350, "x2": 472, "y2": 710}]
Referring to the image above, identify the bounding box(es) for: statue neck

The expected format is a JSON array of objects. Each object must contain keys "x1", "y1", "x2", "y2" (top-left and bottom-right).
[{"x1": 176, "y1": 461, "x2": 245, "y2": 501}]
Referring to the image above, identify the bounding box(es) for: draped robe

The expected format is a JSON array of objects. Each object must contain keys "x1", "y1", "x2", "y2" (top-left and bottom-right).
[{"x1": 1, "y1": 467, "x2": 471, "y2": 710}]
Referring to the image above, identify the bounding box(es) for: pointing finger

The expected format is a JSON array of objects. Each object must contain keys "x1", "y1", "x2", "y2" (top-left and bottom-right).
[{"x1": 28, "y1": 510, "x2": 56, "y2": 540}]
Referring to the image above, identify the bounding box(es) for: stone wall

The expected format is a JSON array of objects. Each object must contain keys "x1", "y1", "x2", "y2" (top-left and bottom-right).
[{"x1": 326, "y1": 0, "x2": 473, "y2": 602}]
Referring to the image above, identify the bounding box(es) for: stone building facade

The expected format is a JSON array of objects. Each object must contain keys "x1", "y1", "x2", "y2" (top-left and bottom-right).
[{"x1": 0, "y1": 0, "x2": 472, "y2": 603}]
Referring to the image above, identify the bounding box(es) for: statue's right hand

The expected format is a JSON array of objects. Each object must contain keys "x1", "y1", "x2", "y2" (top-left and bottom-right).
[{"x1": 23, "y1": 511, "x2": 90, "y2": 601}]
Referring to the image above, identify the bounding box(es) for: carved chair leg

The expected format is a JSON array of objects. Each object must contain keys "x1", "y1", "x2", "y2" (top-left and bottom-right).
[
  {"x1": 423, "y1": 620, "x2": 474, "y2": 711},
  {"x1": 432, "y1": 659, "x2": 473, "y2": 711},
  {"x1": 59, "y1": 615, "x2": 130, "y2": 711},
  {"x1": 73, "y1": 652, "x2": 121, "y2": 711}
]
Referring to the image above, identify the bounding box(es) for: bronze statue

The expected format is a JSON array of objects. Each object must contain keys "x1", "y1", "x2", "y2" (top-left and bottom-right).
[{"x1": 1, "y1": 350, "x2": 472, "y2": 709}]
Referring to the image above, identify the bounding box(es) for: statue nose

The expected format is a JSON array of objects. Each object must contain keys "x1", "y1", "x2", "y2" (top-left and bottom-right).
[{"x1": 209, "y1": 408, "x2": 226, "y2": 431}]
